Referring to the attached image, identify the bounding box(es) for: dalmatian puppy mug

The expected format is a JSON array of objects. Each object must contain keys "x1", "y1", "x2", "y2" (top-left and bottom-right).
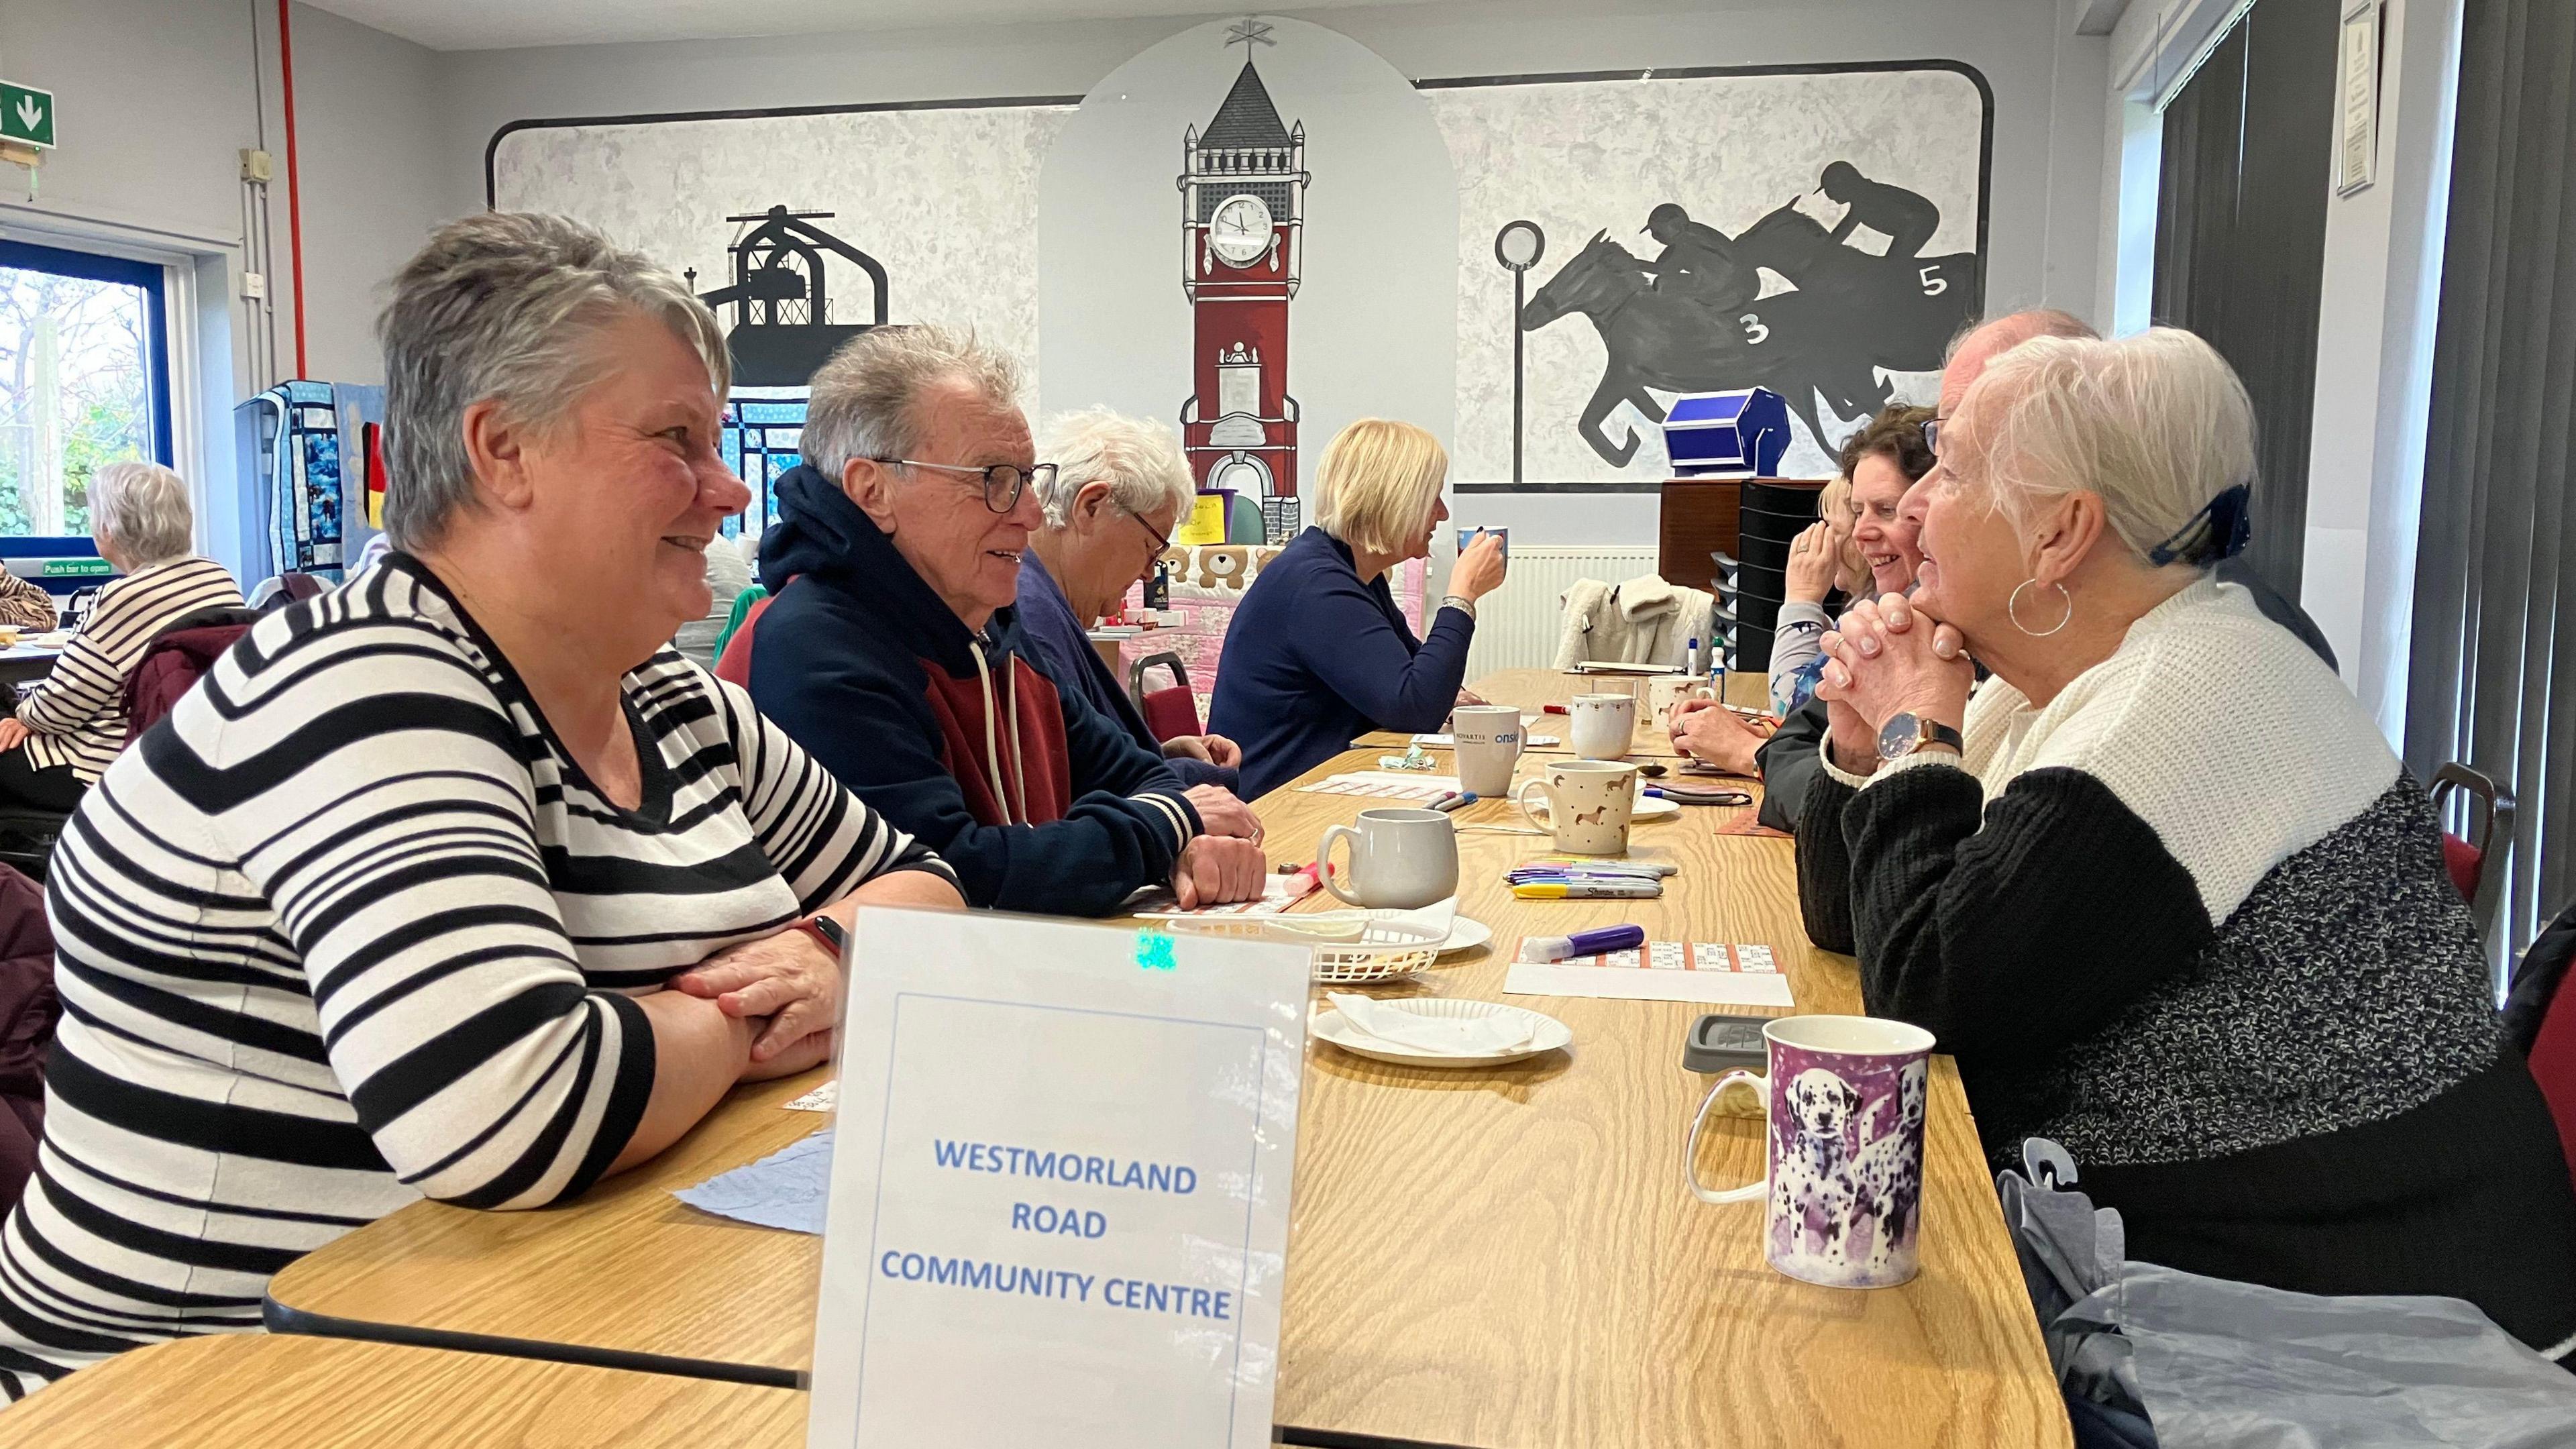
[{"x1": 1684, "y1": 1014, "x2": 1937, "y2": 1289}]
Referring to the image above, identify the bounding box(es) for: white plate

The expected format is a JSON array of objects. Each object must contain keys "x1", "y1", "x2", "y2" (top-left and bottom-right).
[
  {"x1": 1311, "y1": 997, "x2": 1572, "y2": 1069},
  {"x1": 1521, "y1": 794, "x2": 1682, "y2": 822},
  {"x1": 1436, "y1": 915, "x2": 1493, "y2": 957}
]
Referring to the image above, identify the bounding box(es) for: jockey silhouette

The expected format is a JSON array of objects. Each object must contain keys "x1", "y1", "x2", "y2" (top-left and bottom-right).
[
  {"x1": 1819, "y1": 162, "x2": 1941, "y2": 261},
  {"x1": 1639, "y1": 203, "x2": 1759, "y2": 313}
]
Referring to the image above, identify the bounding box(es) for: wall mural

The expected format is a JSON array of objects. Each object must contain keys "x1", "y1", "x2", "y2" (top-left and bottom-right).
[
  {"x1": 1424, "y1": 65, "x2": 1990, "y2": 484},
  {"x1": 486, "y1": 53, "x2": 1982, "y2": 500}
]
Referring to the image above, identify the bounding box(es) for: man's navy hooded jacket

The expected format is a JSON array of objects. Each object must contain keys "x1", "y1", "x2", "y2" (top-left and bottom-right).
[{"x1": 746, "y1": 464, "x2": 1200, "y2": 916}]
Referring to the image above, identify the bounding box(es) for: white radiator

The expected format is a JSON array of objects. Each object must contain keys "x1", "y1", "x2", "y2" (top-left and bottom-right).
[{"x1": 1450, "y1": 544, "x2": 1661, "y2": 677}]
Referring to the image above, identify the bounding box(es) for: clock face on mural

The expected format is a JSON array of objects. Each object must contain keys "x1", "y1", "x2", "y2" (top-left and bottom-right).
[{"x1": 1210, "y1": 193, "x2": 1274, "y2": 265}]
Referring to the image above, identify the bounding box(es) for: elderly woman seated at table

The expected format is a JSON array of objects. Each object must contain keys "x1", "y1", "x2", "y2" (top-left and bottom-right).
[
  {"x1": 0, "y1": 460, "x2": 244, "y2": 811},
  {"x1": 1016, "y1": 409, "x2": 1244, "y2": 792},
  {"x1": 0, "y1": 213, "x2": 963, "y2": 1395},
  {"x1": 1799, "y1": 327, "x2": 2576, "y2": 1358},
  {"x1": 1209, "y1": 419, "x2": 1507, "y2": 800}
]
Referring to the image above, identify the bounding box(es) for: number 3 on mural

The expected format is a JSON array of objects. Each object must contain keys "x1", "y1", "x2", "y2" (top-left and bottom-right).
[
  {"x1": 1739, "y1": 313, "x2": 1770, "y2": 345},
  {"x1": 1919, "y1": 264, "x2": 1948, "y2": 297}
]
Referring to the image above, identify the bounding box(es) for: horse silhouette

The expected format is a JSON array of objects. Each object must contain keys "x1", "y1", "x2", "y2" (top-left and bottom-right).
[{"x1": 1523, "y1": 207, "x2": 1982, "y2": 469}]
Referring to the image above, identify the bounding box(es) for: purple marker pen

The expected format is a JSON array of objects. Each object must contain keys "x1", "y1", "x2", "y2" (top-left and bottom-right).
[{"x1": 1517, "y1": 923, "x2": 1648, "y2": 963}]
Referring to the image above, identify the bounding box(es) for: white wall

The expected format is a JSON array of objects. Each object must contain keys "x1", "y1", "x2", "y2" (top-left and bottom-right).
[
  {"x1": 289, "y1": 3, "x2": 468, "y2": 382},
  {"x1": 437, "y1": 0, "x2": 2114, "y2": 545}
]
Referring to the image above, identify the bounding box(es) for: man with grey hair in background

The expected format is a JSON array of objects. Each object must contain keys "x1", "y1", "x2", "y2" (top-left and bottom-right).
[
  {"x1": 745, "y1": 327, "x2": 1267, "y2": 916},
  {"x1": 1014, "y1": 408, "x2": 1245, "y2": 793}
]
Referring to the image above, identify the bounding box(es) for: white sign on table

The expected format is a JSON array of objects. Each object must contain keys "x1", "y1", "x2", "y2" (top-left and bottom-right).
[{"x1": 807, "y1": 908, "x2": 1310, "y2": 1449}]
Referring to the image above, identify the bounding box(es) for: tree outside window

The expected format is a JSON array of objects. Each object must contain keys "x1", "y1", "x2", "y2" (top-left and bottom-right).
[{"x1": 0, "y1": 241, "x2": 170, "y2": 543}]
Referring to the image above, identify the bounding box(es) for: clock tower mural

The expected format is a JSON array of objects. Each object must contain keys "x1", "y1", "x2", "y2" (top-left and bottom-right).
[{"x1": 1179, "y1": 22, "x2": 1306, "y2": 540}]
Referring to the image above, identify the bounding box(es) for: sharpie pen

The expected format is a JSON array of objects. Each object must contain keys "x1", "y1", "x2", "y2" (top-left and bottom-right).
[
  {"x1": 1429, "y1": 791, "x2": 1479, "y2": 814},
  {"x1": 1520, "y1": 855, "x2": 1678, "y2": 876},
  {"x1": 1511, "y1": 881, "x2": 1664, "y2": 901}
]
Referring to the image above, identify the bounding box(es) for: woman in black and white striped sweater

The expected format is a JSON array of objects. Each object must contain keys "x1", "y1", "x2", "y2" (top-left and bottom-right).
[
  {"x1": 1799, "y1": 327, "x2": 2576, "y2": 1358},
  {"x1": 0, "y1": 214, "x2": 965, "y2": 1396},
  {"x1": 0, "y1": 461, "x2": 244, "y2": 809}
]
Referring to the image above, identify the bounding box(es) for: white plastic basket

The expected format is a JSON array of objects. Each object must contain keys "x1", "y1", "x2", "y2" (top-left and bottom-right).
[{"x1": 1161, "y1": 910, "x2": 1448, "y2": 984}]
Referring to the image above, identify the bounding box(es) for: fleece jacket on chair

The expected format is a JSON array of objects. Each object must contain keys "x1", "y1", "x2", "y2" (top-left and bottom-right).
[{"x1": 747, "y1": 464, "x2": 1199, "y2": 916}]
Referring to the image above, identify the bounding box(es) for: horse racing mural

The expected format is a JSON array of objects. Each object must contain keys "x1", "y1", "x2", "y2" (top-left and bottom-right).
[{"x1": 1426, "y1": 65, "x2": 1990, "y2": 484}]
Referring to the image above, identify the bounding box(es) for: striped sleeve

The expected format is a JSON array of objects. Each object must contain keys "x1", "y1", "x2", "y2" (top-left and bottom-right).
[
  {"x1": 707, "y1": 672, "x2": 958, "y2": 911},
  {"x1": 187, "y1": 620, "x2": 653, "y2": 1209},
  {"x1": 19, "y1": 557, "x2": 244, "y2": 779}
]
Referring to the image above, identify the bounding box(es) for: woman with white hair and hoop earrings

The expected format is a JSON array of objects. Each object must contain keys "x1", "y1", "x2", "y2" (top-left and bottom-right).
[
  {"x1": 1015, "y1": 408, "x2": 1247, "y2": 794},
  {"x1": 1796, "y1": 327, "x2": 2576, "y2": 1359},
  {"x1": 0, "y1": 460, "x2": 241, "y2": 809}
]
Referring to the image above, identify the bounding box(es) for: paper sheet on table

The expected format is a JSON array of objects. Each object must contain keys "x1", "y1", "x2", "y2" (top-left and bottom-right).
[
  {"x1": 1411, "y1": 729, "x2": 1559, "y2": 747},
  {"x1": 673, "y1": 1130, "x2": 833, "y2": 1234},
  {"x1": 784, "y1": 1080, "x2": 838, "y2": 1112},
  {"x1": 1505, "y1": 942, "x2": 1793, "y2": 1007},
  {"x1": 1128, "y1": 873, "x2": 1308, "y2": 918},
  {"x1": 1293, "y1": 771, "x2": 1461, "y2": 802}
]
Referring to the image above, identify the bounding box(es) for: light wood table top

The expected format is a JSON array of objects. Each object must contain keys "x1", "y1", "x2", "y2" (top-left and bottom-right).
[
  {"x1": 1352, "y1": 665, "x2": 1771, "y2": 757},
  {"x1": 267, "y1": 669, "x2": 2068, "y2": 1447},
  {"x1": 0, "y1": 1334, "x2": 803, "y2": 1448}
]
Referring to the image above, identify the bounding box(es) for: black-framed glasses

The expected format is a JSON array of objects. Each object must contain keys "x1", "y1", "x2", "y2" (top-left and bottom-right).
[
  {"x1": 876, "y1": 457, "x2": 1057, "y2": 514},
  {"x1": 1920, "y1": 416, "x2": 1947, "y2": 456},
  {"x1": 1120, "y1": 504, "x2": 1174, "y2": 556}
]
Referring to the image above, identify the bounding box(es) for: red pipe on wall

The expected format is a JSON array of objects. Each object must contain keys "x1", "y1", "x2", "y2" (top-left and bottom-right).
[{"x1": 276, "y1": 0, "x2": 309, "y2": 379}]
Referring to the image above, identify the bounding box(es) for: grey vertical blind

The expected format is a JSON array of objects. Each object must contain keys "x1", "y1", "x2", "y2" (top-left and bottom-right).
[
  {"x1": 2151, "y1": 0, "x2": 2338, "y2": 602},
  {"x1": 2406, "y1": 0, "x2": 2576, "y2": 961}
]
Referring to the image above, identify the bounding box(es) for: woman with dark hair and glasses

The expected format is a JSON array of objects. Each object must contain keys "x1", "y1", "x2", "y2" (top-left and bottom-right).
[{"x1": 745, "y1": 325, "x2": 1267, "y2": 918}]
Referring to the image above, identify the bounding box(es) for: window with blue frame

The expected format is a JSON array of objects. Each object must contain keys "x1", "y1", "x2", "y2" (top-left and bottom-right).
[
  {"x1": 0, "y1": 240, "x2": 173, "y2": 539},
  {"x1": 722, "y1": 387, "x2": 807, "y2": 539}
]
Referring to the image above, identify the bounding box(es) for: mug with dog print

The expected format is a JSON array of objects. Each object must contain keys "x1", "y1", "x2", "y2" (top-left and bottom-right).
[{"x1": 1685, "y1": 1014, "x2": 1936, "y2": 1289}]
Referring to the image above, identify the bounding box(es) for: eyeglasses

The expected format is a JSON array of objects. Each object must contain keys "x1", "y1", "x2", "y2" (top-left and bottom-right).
[
  {"x1": 1920, "y1": 417, "x2": 1946, "y2": 456},
  {"x1": 875, "y1": 458, "x2": 1057, "y2": 514},
  {"x1": 1120, "y1": 505, "x2": 1173, "y2": 556}
]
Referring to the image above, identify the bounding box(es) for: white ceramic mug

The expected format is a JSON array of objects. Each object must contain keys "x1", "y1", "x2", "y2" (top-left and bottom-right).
[
  {"x1": 1318, "y1": 808, "x2": 1460, "y2": 910},
  {"x1": 1451, "y1": 705, "x2": 1523, "y2": 798},
  {"x1": 1515, "y1": 759, "x2": 1639, "y2": 855},
  {"x1": 1685, "y1": 1015, "x2": 1937, "y2": 1290},
  {"x1": 1648, "y1": 675, "x2": 1705, "y2": 724},
  {"x1": 1569, "y1": 692, "x2": 1638, "y2": 760}
]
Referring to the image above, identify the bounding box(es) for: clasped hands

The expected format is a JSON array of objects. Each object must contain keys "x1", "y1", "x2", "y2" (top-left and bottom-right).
[
  {"x1": 669, "y1": 926, "x2": 845, "y2": 1082},
  {"x1": 1813, "y1": 593, "x2": 1974, "y2": 775}
]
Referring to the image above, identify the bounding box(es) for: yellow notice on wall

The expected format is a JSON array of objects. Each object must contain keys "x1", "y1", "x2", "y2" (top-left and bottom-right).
[{"x1": 1175, "y1": 492, "x2": 1229, "y2": 547}]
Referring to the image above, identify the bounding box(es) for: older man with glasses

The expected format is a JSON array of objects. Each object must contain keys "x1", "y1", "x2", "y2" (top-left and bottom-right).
[
  {"x1": 1014, "y1": 407, "x2": 1248, "y2": 794},
  {"x1": 745, "y1": 325, "x2": 1267, "y2": 917}
]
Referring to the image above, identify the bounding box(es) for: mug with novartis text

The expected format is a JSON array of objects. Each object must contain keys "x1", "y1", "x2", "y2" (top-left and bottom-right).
[
  {"x1": 1318, "y1": 808, "x2": 1460, "y2": 910},
  {"x1": 1516, "y1": 759, "x2": 1639, "y2": 855},
  {"x1": 1450, "y1": 704, "x2": 1523, "y2": 797},
  {"x1": 1569, "y1": 692, "x2": 1638, "y2": 760},
  {"x1": 1686, "y1": 1014, "x2": 1937, "y2": 1289}
]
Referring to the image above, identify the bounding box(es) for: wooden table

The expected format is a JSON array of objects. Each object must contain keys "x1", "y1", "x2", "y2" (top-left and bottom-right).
[
  {"x1": 1352, "y1": 665, "x2": 1771, "y2": 757},
  {"x1": 0, "y1": 1334, "x2": 804, "y2": 1448},
  {"x1": 267, "y1": 676, "x2": 2070, "y2": 1447}
]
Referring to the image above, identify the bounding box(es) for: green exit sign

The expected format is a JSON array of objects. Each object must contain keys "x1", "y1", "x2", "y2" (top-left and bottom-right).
[
  {"x1": 0, "y1": 83, "x2": 54, "y2": 150},
  {"x1": 37, "y1": 557, "x2": 109, "y2": 579}
]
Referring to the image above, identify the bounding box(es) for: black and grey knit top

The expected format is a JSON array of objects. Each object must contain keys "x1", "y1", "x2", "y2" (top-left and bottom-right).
[{"x1": 1796, "y1": 577, "x2": 2576, "y2": 1357}]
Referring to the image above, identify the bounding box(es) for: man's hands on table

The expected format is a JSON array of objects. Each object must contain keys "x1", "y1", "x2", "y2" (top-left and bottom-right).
[{"x1": 1171, "y1": 835, "x2": 1267, "y2": 909}]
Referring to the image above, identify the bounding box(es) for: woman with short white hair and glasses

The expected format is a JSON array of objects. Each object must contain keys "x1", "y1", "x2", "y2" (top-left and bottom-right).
[
  {"x1": 0, "y1": 213, "x2": 962, "y2": 1393},
  {"x1": 1016, "y1": 408, "x2": 1243, "y2": 790},
  {"x1": 1799, "y1": 327, "x2": 2576, "y2": 1358},
  {"x1": 0, "y1": 460, "x2": 241, "y2": 809}
]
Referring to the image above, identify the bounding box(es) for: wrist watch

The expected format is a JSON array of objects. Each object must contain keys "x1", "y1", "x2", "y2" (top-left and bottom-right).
[
  {"x1": 1440, "y1": 593, "x2": 1477, "y2": 621},
  {"x1": 788, "y1": 914, "x2": 848, "y2": 961},
  {"x1": 1876, "y1": 712, "x2": 1964, "y2": 763}
]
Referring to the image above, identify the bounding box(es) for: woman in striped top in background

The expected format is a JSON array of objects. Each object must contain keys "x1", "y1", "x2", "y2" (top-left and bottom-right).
[
  {"x1": 0, "y1": 462, "x2": 243, "y2": 810},
  {"x1": 0, "y1": 213, "x2": 965, "y2": 1396}
]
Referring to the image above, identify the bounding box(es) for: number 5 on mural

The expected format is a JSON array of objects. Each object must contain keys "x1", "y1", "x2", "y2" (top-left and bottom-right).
[{"x1": 1918, "y1": 264, "x2": 1948, "y2": 297}]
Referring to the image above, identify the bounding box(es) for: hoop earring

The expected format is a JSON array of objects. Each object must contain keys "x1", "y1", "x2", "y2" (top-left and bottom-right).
[{"x1": 2008, "y1": 579, "x2": 2073, "y2": 637}]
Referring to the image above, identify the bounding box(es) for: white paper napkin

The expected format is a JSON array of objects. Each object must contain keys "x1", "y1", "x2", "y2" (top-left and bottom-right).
[{"x1": 1325, "y1": 992, "x2": 1534, "y2": 1055}]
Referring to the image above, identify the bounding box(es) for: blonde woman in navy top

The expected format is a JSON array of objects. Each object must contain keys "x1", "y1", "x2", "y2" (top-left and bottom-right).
[{"x1": 1209, "y1": 420, "x2": 1507, "y2": 799}]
